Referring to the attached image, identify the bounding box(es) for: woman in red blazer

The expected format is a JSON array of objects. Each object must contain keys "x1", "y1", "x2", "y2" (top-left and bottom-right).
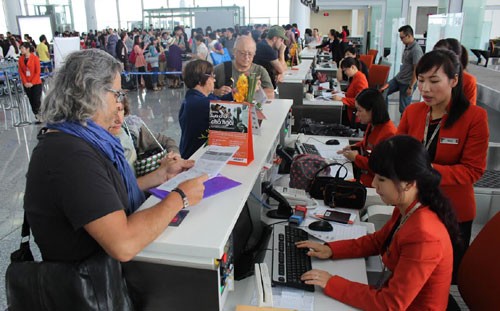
[
  {"x1": 338, "y1": 88, "x2": 396, "y2": 187},
  {"x1": 433, "y1": 38, "x2": 477, "y2": 105},
  {"x1": 18, "y1": 42, "x2": 42, "y2": 123},
  {"x1": 298, "y1": 136, "x2": 460, "y2": 310},
  {"x1": 333, "y1": 57, "x2": 368, "y2": 124},
  {"x1": 397, "y1": 49, "x2": 489, "y2": 280}
]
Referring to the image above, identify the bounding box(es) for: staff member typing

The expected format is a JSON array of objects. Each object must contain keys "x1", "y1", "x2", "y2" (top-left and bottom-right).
[
  {"x1": 298, "y1": 135, "x2": 460, "y2": 310},
  {"x1": 397, "y1": 49, "x2": 488, "y2": 281},
  {"x1": 332, "y1": 57, "x2": 368, "y2": 125},
  {"x1": 338, "y1": 88, "x2": 396, "y2": 187}
]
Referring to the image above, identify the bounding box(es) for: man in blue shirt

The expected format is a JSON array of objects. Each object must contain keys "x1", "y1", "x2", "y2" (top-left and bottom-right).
[{"x1": 253, "y1": 25, "x2": 287, "y2": 89}]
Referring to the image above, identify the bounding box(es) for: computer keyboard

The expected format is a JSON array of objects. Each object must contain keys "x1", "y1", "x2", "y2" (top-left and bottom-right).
[
  {"x1": 271, "y1": 225, "x2": 315, "y2": 292},
  {"x1": 295, "y1": 142, "x2": 321, "y2": 156}
]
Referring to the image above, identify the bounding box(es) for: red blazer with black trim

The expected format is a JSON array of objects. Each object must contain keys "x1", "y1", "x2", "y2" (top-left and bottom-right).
[
  {"x1": 397, "y1": 102, "x2": 489, "y2": 222},
  {"x1": 18, "y1": 54, "x2": 42, "y2": 85},
  {"x1": 463, "y1": 71, "x2": 477, "y2": 106},
  {"x1": 353, "y1": 120, "x2": 397, "y2": 187},
  {"x1": 342, "y1": 71, "x2": 368, "y2": 123},
  {"x1": 325, "y1": 205, "x2": 453, "y2": 310}
]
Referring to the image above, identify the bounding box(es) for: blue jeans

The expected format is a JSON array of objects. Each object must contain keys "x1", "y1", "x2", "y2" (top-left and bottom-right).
[{"x1": 386, "y1": 78, "x2": 416, "y2": 114}]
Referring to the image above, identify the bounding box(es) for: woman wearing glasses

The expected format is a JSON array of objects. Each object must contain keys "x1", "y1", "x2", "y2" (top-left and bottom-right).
[
  {"x1": 179, "y1": 59, "x2": 231, "y2": 158},
  {"x1": 22, "y1": 49, "x2": 206, "y2": 309}
]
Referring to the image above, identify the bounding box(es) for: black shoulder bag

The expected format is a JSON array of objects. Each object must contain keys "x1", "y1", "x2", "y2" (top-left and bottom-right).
[
  {"x1": 309, "y1": 162, "x2": 348, "y2": 200},
  {"x1": 6, "y1": 213, "x2": 134, "y2": 311}
]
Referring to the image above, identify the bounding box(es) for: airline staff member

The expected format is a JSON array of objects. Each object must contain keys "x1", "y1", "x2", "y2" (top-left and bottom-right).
[
  {"x1": 338, "y1": 88, "x2": 397, "y2": 187},
  {"x1": 433, "y1": 38, "x2": 477, "y2": 105},
  {"x1": 18, "y1": 42, "x2": 42, "y2": 123},
  {"x1": 397, "y1": 49, "x2": 489, "y2": 280},
  {"x1": 332, "y1": 57, "x2": 368, "y2": 125},
  {"x1": 298, "y1": 136, "x2": 460, "y2": 310}
]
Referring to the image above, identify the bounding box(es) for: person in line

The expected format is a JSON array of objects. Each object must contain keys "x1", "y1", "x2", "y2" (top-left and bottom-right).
[
  {"x1": 173, "y1": 26, "x2": 186, "y2": 51},
  {"x1": 223, "y1": 27, "x2": 236, "y2": 58},
  {"x1": 24, "y1": 49, "x2": 206, "y2": 308},
  {"x1": 5, "y1": 36, "x2": 19, "y2": 59},
  {"x1": 433, "y1": 38, "x2": 477, "y2": 105},
  {"x1": 253, "y1": 25, "x2": 287, "y2": 89},
  {"x1": 338, "y1": 88, "x2": 396, "y2": 187},
  {"x1": 332, "y1": 57, "x2": 369, "y2": 125},
  {"x1": 397, "y1": 49, "x2": 489, "y2": 281},
  {"x1": 36, "y1": 34, "x2": 51, "y2": 72},
  {"x1": 385, "y1": 25, "x2": 423, "y2": 114},
  {"x1": 315, "y1": 29, "x2": 343, "y2": 66},
  {"x1": 336, "y1": 46, "x2": 369, "y2": 83},
  {"x1": 166, "y1": 36, "x2": 183, "y2": 89},
  {"x1": 213, "y1": 35, "x2": 274, "y2": 100},
  {"x1": 298, "y1": 135, "x2": 460, "y2": 310},
  {"x1": 115, "y1": 31, "x2": 129, "y2": 70},
  {"x1": 147, "y1": 37, "x2": 161, "y2": 91},
  {"x1": 179, "y1": 60, "x2": 230, "y2": 159},
  {"x1": 303, "y1": 28, "x2": 314, "y2": 46},
  {"x1": 312, "y1": 28, "x2": 321, "y2": 44},
  {"x1": 133, "y1": 35, "x2": 150, "y2": 88},
  {"x1": 18, "y1": 42, "x2": 42, "y2": 123},
  {"x1": 191, "y1": 34, "x2": 208, "y2": 60}
]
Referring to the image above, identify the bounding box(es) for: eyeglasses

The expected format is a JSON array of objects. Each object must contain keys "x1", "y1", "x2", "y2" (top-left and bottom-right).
[
  {"x1": 236, "y1": 50, "x2": 255, "y2": 58},
  {"x1": 106, "y1": 88, "x2": 127, "y2": 103},
  {"x1": 204, "y1": 73, "x2": 216, "y2": 79}
]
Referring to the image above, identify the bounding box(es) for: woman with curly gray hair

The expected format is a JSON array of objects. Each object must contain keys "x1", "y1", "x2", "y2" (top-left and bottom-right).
[{"x1": 21, "y1": 49, "x2": 206, "y2": 309}]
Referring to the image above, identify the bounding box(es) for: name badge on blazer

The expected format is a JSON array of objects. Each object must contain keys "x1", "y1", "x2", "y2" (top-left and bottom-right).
[{"x1": 440, "y1": 137, "x2": 459, "y2": 145}]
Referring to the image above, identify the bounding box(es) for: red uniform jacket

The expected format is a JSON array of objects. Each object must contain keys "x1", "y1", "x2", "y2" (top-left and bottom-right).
[
  {"x1": 342, "y1": 71, "x2": 368, "y2": 123},
  {"x1": 18, "y1": 54, "x2": 42, "y2": 85},
  {"x1": 325, "y1": 204, "x2": 453, "y2": 311},
  {"x1": 462, "y1": 71, "x2": 477, "y2": 106},
  {"x1": 398, "y1": 102, "x2": 489, "y2": 222},
  {"x1": 353, "y1": 120, "x2": 397, "y2": 187}
]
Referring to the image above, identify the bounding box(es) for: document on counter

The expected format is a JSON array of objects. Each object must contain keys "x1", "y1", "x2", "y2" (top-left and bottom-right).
[{"x1": 156, "y1": 145, "x2": 239, "y2": 192}]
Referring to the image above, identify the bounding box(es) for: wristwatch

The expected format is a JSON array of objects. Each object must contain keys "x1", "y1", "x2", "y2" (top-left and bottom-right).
[{"x1": 172, "y1": 188, "x2": 189, "y2": 208}]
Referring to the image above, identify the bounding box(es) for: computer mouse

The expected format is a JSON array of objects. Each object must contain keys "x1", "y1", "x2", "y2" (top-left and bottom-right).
[
  {"x1": 325, "y1": 139, "x2": 340, "y2": 145},
  {"x1": 308, "y1": 220, "x2": 333, "y2": 232}
]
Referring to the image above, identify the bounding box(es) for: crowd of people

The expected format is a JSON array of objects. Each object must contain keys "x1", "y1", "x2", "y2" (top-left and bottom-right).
[{"x1": 4, "y1": 18, "x2": 490, "y2": 310}]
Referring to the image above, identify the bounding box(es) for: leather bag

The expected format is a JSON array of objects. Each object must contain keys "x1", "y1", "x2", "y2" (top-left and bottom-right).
[
  {"x1": 309, "y1": 162, "x2": 349, "y2": 200},
  {"x1": 6, "y1": 214, "x2": 134, "y2": 311},
  {"x1": 323, "y1": 179, "x2": 367, "y2": 209}
]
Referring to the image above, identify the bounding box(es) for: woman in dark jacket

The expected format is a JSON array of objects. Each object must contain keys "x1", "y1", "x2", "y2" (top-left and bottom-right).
[
  {"x1": 115, "y1": 31, "x2": 129, "y2": 70},
  {"x1": 316, "y1": 29, "x2": 343, "y2": 65}
]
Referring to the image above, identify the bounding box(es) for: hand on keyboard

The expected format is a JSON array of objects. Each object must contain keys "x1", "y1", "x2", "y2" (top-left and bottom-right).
[
  {"x1": 295, "y1": 240, "x2": 333, "y2": 259},
  {"x1": 300, "y1": 269, "x2": 332, "y2": 289}
]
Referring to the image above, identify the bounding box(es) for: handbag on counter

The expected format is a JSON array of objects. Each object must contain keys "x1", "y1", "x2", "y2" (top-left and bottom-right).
[
  {"x1": 308, "y1": 162, "x2": 349, "y2": 200},
  {"x1": 289, "y1": 154, "x2": 330, "y2": 192},
  {"x1": 6, "y1": 213, "x2": 134, "y2": 311},
  {"x1": 124, "y1": 119, "x2": 168, "y2": 177},
  {"x1": 323, "y1": 179, "x2": 367, "y2": 209}
]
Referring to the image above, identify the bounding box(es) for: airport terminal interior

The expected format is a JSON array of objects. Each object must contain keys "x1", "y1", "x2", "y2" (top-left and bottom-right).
[{"x1": 1, "y1": 0, "x2": 500, "y2": 310}]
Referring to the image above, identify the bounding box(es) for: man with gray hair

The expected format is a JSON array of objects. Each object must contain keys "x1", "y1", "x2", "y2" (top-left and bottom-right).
[{"x1": 213, "y1": 35, "x2": 274, "y2": 99}]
